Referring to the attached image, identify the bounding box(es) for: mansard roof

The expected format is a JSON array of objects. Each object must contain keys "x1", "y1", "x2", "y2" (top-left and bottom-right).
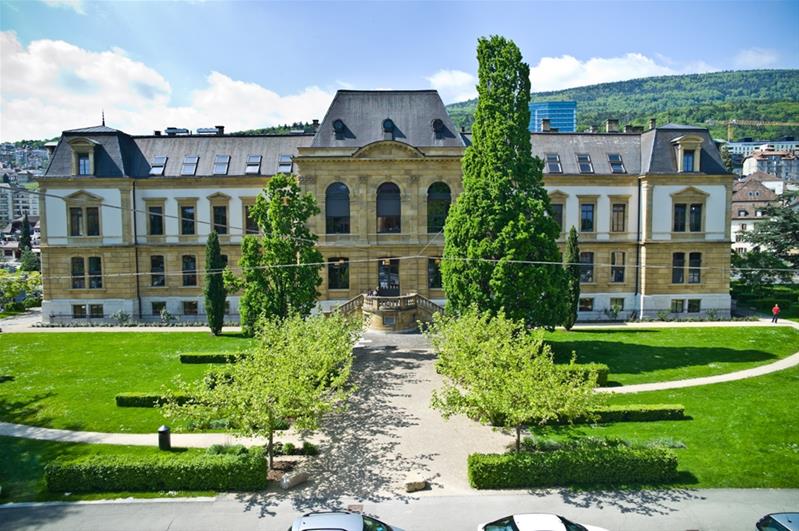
[
  {"x1": 641, "y1": 126, "x2": 728, "y2": 174},
  {"x1": 44, "y1": 126, "x2": 132, "y2": 177},
  {"x1": 531, "y1": 132, "x2": 642, "y2": 175},
  {"x1": 311, "y1": 90, "x2": 465, "y2": 149}
]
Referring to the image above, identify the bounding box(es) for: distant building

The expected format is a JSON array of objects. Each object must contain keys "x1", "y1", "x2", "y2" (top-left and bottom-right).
[
  {"x1": 0, "y1": 182, "x2": 40, "y2": 226},
  {"x1": 730, "y1": 172, "x2": 783, "y2": 254},
  {"x1": 726, "y1": 137, "x2": 799, "y2": 168},
  {"x1": 529, "y1": 101, "x2": 576, "y2": 132},
  {"x1": 743, "y1": 146, "x2": 799, "y2": 181}
]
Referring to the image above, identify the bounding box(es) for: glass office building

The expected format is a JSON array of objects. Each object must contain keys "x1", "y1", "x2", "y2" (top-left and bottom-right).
[{"x1": 529, "y1": 101, "x2": 577, "y2": 132}]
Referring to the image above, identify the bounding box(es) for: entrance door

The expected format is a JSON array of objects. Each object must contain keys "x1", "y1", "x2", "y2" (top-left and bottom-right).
[{"x1": 378, "y1": 258, "x2": 400, "y2": 296}]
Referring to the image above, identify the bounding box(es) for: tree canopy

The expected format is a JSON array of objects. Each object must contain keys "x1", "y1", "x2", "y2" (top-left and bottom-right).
[{"x1": 742, "y1": 189, "x2": 799, "y2": 269}]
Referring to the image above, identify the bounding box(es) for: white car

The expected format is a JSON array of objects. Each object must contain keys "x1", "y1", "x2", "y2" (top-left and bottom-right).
[
  {"x1": 478, "y1": 513, "x2": 608, "y2": 531},
  {"x1": 289, "y1": 510, "x2": 405, "y2": 531}
]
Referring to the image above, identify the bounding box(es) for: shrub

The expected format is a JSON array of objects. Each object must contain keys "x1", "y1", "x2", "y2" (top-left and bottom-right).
[
  {"x1": 206, "y1": 444, "x2": 248, "y2": 456},
  {"x1": 557, "y1": 363, "x2": 609, "y2": 387},
  {"x1": 302, "y1": 441, "x2": 319, "y2": 456},
  {"x1": 590, "y1": 404, "x2": 686, "y2": 423},
  {"x1": 180, "y1": 352, "x2": 244, "y2": 364},
  {"x1": 115, "y1": 393, "x2": 192, "y2": 408},
  {"x1": 467, "y1": 446, "x2": 678, "y2": 489},
  {"x1": 45, "y1": 447, "x2": 266, "y2": 493}
]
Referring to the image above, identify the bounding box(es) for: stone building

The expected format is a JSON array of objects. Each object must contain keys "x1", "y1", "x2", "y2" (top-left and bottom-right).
[
  {"x1": 731, "y1": 172, "x2": 783, "y2": 254},
  {"x1": 37, "y1": 90, "x2": 733, "y2": 322}
]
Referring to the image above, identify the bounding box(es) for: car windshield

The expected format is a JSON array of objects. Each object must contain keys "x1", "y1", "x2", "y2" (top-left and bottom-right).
[
  {"x1": 558, "y1": 516, "x2": 587, "y2": 531},
  {"x1": 362, "y1": 515, "x2": 391, "y2": 531},
  {"x1": 484, "y1": 516, "x2": 519, "y2": 531}
]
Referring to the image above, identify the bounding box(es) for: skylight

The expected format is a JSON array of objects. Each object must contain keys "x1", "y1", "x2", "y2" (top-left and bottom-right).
[
  {"x1": 245, "y1": 155, "x2": 262, "y2": 175},
  {"x1": 277, "y1": 154, "x2": 293, "y2": 173},
  {"x1": 181, "y1": 155, "x2": 199, "y2": 176},
  {"x1": 213, "y1": 154, "x2": 230, "y2": 175},
  {"x1": 576, "y1": 153, "x2": 594, "y2": 174},
  {"x1": 149, "y1": 155, "x2": 167, "y2": 176},
  {"x1": 608, "y1": 153, "x2": 625, "y2": 173},
  {"x1": 545, "y1": 153, "x2": 562, "y2": 173}
]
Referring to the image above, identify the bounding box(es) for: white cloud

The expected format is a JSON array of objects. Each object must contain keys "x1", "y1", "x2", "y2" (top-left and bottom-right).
[
  {"x1": 0, "y1": 32, "x2": 335, "y2": 141},
  {"x1": 734, "y1": 48, "x2": 779, "y2": 69},
  {"x1": 426, "y1": 69, "x2": 478, "y2": 103},
  {"x1": 40, "y1": 0, "x2": 86, "y2": 15}
]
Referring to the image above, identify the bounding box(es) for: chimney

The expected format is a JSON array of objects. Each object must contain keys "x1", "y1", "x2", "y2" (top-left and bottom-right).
[
  {"x1": 215, "y1": 125, "x2": 224, "y2": 135},
  {"x1": 154, "y1": 130, "x2": 162, "y2": 136},
  {"x1": 588, "y1": 125, "x2": 597, "y2": 133},
  {"x1": 605, "y1": 119, "x2": 619, "y2": 133},
  {"x1": 541, "y1": 118, "x2": 551, "y2": 132},
  {"x1": 648, "y1": 118, "x2": 656, "y2": 130},
  {"x1": 312, "y1": 119, "x2": 319, "y2": 129}
]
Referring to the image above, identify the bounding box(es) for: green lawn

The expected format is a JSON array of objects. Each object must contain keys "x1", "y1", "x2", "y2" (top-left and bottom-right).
[
  {"x1": 0, "y1": 332, "x2": 254, "y2": 433},
  {"x1": 546, "y1": 326, "x2": 799, "y2": 385},
  {"x1": 0, "y1": 436, "x2": 214, "y2": 503},
  {"x1": 551, "y1": 364, "x2": 799, "y2": 488}
]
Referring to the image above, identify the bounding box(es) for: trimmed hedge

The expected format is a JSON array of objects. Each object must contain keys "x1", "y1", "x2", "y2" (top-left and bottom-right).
[
  {"x1": 115, "y1": 392, "x2": 192, "y2": 408},
  {"x1": 467, "y1": 446, "x2": 678, "y2": 489},
  {"x1": 557, "y1": 363, "x2": 609, "y2": 387},
  {"x1": 45, "y1": 447, "x2": 266, "y2": 493},
  {"x1": 591, "y1": 404, "x2": 686, "y2": 423},
  {"x1": 180, "y1": 352, "x2": 244, "y2": 364}
]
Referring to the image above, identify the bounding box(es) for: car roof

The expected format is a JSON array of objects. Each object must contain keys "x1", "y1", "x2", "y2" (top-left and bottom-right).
[
  {"x1": 513, "y1": 513, "x2": 565, "y2": 531},
  {"x1": 769, "y1": 513, "x2": 799, "y2": 530},
  {"x1": 295, "y1": 511, "x2": 363, "y2": 531}
]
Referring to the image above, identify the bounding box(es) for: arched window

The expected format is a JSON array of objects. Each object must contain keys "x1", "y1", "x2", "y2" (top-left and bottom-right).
[
  {"x1": 377, "y1": 182, "x2": 401, "y2": 233},
  {"x1": 325, "y1": 182, "x2": 350, "y2": 234},
  {"x1": 427, "y1": 182, "x2": 451, "y2": 233}
]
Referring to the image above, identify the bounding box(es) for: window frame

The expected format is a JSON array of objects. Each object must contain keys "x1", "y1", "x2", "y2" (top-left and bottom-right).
[
  {"x1": 672, "y1": 252, "x2": 686, "y2": 284},
  {"x1": 376, "y1": 182, "x2": 402, "y2": 234},
  {"x1": 608, "y1": 153, "x2": 626, "y2": 174},
  {"x1": 578, "y1": 297, "x2": 594, "y2": 312},
  {"x1": 277, "y1": 154, "x2": 293, "y2": 174},
  {"x1": 576, "y1": 153, "x2": 594, "y2": 174},
  {"x1": 579, "y1": 251, "x2": 595, "y2": 283},
  {"x1": 77, "y1": 153, "x2": 91, "y2": 176},
  {"x1": 325, "y1": 183, "x2": 351, "y2": 235},
  {"x1": 182, "y1": 254, "x2": 197, "y2": 287},
  {"x1": 72, "y1": 304, "x2": 87, "y2": 319},
  {"x1": 149, "y1": 155, "x2": 168, "y2": 176},
  {"x1": 181, "y1": 155, "x2": 199, "y2": 176},
  {"x1": 687, "y1": 299, "x2": 701, "y2": 313},
  {"x1": 579, "y1": 199, "x2": 596, "y2": 233},
  {"x1": 610, "y1": 202, "x2": 627, "y2": 233},
  {"x1": 150, "y1": 255, "x2": 166, "y2": 287},
  {"x1": 182, "y1": 300, "x2": 198, "y2": 316},
  {"x1": 178, "y1": 200, "x2": 197, "y2": 236},
  {"x1": 545, "y1": 153, "x2": 562, "y2": 173},
  {"x1": 428, "y1": 257, "x2": 443, "y2": 289},
  {"x1": 145, "y1": 199, "x2": 166, "y2": 236},
  {"x1": 671, "y1": 299, "x2": 685, "y2": 313},
  {"x1": 245, "y1": 154, "x2": 262, "y2": 175},
  {"x1": 610, "y1": 251, "x2": 625, "y2": 283},
  {"x1": 71, "y1": 257, "x2": 85, "y2": 289},
  {"x1": 151, "y1": 301, "x2": 166, "y2": 316},
  {"x1": 241, "y1": 197, "x2": 259, "y2": 235},
  {"x1": 212, "y1": 154, "x2": 230, "y2": 176},
  {"x1": 688, "y1": 252, "x2": 702, "y2": 284},
  {"x1": 327, "y1": 257, "x2": 350, "y2": 290},
  {"x1": 426, "y1": 182, "x2": 451, "y2": 234},
  {"x1": 89, "y1": 304, "x2": 104, "y2": 319},
  {"x1": 87, "y1": 256, "x2": 103, "y2": 289}
]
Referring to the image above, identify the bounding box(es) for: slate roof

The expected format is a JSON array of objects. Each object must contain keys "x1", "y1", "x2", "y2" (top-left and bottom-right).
[
  {"x1": 640, "y1": 126, "x2": 728, "y2": 174},
  {"x1": 44, "y1": 128, "x2": 132, "y2": 177},
  {"x1": 532, "y1": 133, "x2": 642, "y2": 175},
  {"x1": 63, "y1": 125, "x2": 123, "y2": 134},
  {"x1": 311, "y1": 90, "x2": 464, "y2": 148}
]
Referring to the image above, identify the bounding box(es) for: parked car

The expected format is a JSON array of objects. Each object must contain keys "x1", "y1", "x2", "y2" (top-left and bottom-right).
[
  {"x1": 477, "y1": 513, "x2": 608, "y2": 531},
  {"x1": 289, "y1": 510, "x2": 404, "y2": 531},
  {"x1": 757, "y1": 513, "x2": 799, "y2": 531}
]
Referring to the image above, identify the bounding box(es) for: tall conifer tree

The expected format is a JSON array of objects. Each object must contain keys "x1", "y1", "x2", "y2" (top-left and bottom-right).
[
  {"x1": 19, "y1": 214, "x2": 32, "y2": 252},
  {"x1": 442, "y1": 36, "x2": 566, "y2": 327},
  {"x1": 204, "y1": 231, "x2": 226, "y2": 335},
  {"x1": 562, "y1": 227, "x2": 581, "y2": 330}
]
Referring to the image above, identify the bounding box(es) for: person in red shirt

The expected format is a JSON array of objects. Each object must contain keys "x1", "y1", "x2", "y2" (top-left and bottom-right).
[{"x1": 772, "y1": 304, "x2": 781, "y2": 323}]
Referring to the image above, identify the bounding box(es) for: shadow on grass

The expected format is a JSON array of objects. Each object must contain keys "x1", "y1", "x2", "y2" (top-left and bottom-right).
[
  {"x1": 0, "y1": 392, "x2": 57, "y2": 428},
  {"x1": 235, "y1": 347, "x2": 439, "y2": 517}
]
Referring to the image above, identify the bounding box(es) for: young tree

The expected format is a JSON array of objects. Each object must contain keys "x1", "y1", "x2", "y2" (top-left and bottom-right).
[
  {"x1": 720, "y1": 144, "x2": 733, "y2": 173},
  {"x1": 230, "y1": 173, "x2": 323, "y2": 336},
  {"x1": 163, "y1": 313, "x2": 361, "y2": 469},
  {"x1": 19, "y1": 249, "x2": 40, "y2": 272},
  {"x1": 731, "y1": 248, "x2": 793, "y2": 291},
  {"x1": 562, "y1": 227, "x2": 580, "y2": 330},
  {"x1": 19, "y1": 214, "x2": 32, "y2": 252},
  {"x1": 442, "y1": 36, "x2": 566, "y2": 328},
  {"x1": 204, "y1": 231, "x2": 226, "y2": 336},
  {"x1": 743, "y1": 189, "x2": 799, "y2": 269},
  {"x1": 427, "y1": 307, "x2": 601, "y2": 452}
]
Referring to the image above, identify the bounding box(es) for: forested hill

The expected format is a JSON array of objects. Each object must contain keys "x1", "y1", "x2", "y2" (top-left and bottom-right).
[{"x1": 446, "y1": 69, "x2": 799, "y2": 140}]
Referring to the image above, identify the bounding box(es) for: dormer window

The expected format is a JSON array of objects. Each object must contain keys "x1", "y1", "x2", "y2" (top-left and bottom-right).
[
  {"x1": 277, "y1": 154, "x2": 293, "y2": 173},
  {"x1": 576, "y1": 153, "x2": 593, "y2": 173},
  {"x1": 245, "y1": 155, "x2": 262, "y2": 175},
  {"x1": 181, "y1": 155, "x2": 199, "y2": 176},
  {"x1": 149, "y1": 156, "x2": 167, "y2": 176},
  {"x1": 672, "y1": 135, "x2": 703, "y2": 173},
  {"x1": 67, "y1": 137, "x2": 97, "y2": 176},
  {"x1": 682, "y1": 151, "x2": 695, "y2": 173},
  {"x1": 545, "y1": 153, "x2": 562, "y2": 173},
  {"x1": 78, "y1": 154, "x2": 90, "y2": 175},
  {"x1": 213, "y1": 155, "x2": 230, "y2": 175},
  {"x1": 608, "y1": 153, "x2": 625, "y2": 173}
]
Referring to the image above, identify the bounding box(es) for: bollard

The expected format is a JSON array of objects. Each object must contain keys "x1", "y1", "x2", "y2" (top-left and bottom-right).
[{"x1": 158, "y1": 425, "x2": 171, "y2": 451}]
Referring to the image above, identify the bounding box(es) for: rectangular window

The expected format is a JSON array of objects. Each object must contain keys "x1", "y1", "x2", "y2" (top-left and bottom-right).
[
  {"x1": 277, "y1": 154, "x2": 293, "y2": 173},
  {"x1": 545, "y1": 153, "x2": 562, "y2": 173},
  {"x1": 71, "y1": 257, "x2": 85, "y2": 289},
  {"x1": 182, "y1": 301, "x2": 198, "y2": 316},
  {"x1": 671, "y1": 299, "x2": 685, "y2": 313},
  {"x1": 672, "y1": 252, "x2": 685, "y2": 284},
  {"x1": 149, "y1": 155, "x2": 167, "y2": 176},
  {"x1": 327, "y1": 258, "x2": 349, "y2": 290},
  {"x1": 69, "y1": 207, "x2": 83, "y2": 236},
  {"x1": 72, "y1": 304, "x2": 87, "y2": 319},
  {"x1": 578, "y1": 298, "x2": 594, "y2": 312},
  {"x1": 576, "y1": 153, "x2": 593, "y2": 173},
  {"x1": 212, "y1": 154, "x2": 230, "y2": 175},
  {"x1": 610, "y1": 297, "x2": 625, "y2": 311},
  {"x1": 688, "y1": 252, "x2": 702, "y2": 284},
  {"x1": 610, "y1": 251, "x2": 625, "y2": 283},
  {"x1": 244, "y1": 205, "x2": 259, "y2": 234},
  {"x1": 213, "y1": 205, "x2": 228, "y2": 234},
  {"x1": 608, "y1": 153, "x2": 625, "y2": 173},
  {"x1": 579, "y1": 251, "x2": 594, "y2": 283},
  {"x1": 150, "y1": 255, "x2": 165, "y2": 287},
  {"x1": 683, "y1": 150, "x2": 695, "y2": 172},
  {"x1": 180, "y1": 205, "x2": 195, "y2": 235},
  {"x1": 224, "y1": 300, "x2": 231, "y2": 315},
  {"x1": 673, "y1": 203, "x2": 687, "y2": 232},
  {"x1": 611, "y1": 203, "x2": 626, "y2": 233},
  {"x1": 687, "y1": 299, "x2": 701, "y2": 313},
  {"x1": 550, "y1": 203, "x2": 563, "y2": 230},
  {"x1": 89, "y1": 304, "x2": 103, "y2": 318},
  {"x1": 428, "y1": 258, "x2": 443, "y2": 289},
  {"x1": 78, "y1": 154, "x2": 90, "y2": 175},
  {"x1": 152, "y1": 301, "x2": 166, "y2": 316},
  {"x1": 689, "y1": 203, "x2": 703, "y2": 232},
  {"x1": 245, "y1": 155, "x2": 261, "y2": 175},
  {"x1": 86, "y1": 207, "x2": 100, "y2": 236},
  {"x1": 148, "y1": 206, "x2": 164, "y2": 235},
  {"x1": 182, "y1": 255, "x2": 197, "y2": 286},
  {"x1": 88, "y1": 256, "x2": 102, "y2": 289},
  {"x1": 580, "y1": 203, "x2": 595, "y2": 232},
  {"x1": 181, "y1": 155, "x2": 199, "y2": 176}
]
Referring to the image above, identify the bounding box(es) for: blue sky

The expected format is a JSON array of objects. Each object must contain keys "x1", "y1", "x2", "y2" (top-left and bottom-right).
[{"x1": 1, "y1": 0, "x2": 798, "y2": 140}]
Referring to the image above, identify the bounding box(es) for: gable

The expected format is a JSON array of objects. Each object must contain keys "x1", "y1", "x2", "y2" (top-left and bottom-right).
[{"x1": 352, "y1": 141, "x2": 424, "y2": 160}]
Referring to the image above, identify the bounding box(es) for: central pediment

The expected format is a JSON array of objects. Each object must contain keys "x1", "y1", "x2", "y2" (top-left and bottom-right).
[{"x1": 352, "y1": 141, "x2": 424, "y2": 160}]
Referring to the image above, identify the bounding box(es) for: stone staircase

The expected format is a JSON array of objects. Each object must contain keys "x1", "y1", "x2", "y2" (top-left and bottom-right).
[{"x1": 330, "y1": 293, "x2": 444, "y2": 332}]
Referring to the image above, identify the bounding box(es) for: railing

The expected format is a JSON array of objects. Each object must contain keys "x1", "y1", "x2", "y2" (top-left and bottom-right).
[
  {"x1": 333, "y1": 294, "x2": 364, "y2": 316},
  {"x1": 415, "y1": 294, "x2": 444, "y2": 316},
  {"x1": 362, "y1": 294, "x2": 418, "y2": 312}
]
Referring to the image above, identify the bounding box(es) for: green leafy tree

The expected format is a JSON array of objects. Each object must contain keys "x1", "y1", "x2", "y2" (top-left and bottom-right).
[
  {"x1": 0, "y1": 270, "x2": 41, "y2": 310},
  {"x1": 720, "y1": 144, "x2": 733, "y2": 172},
  {"x1": 442, "y1": 35, "x2": 566, "y2": 328},
  {"x1": 427, "y1": 307, "x2": 600, "y2": 451},
  {"x1": 732, "y1": 249, "x2": 793, "y2": 291},
  {"x1": 164, "y1": 313, "x2": 361, "y2": 469},
  {"x1": 19, "y1": 249, "x2": 40, "y2": 272},
  {"x1": 19, "y1": 214, "x2": 32, "y2": 252},
  {"x1": 562, "y1": 227, "x2": 580, "y2": 330},
  {"x1": 229, "y1": 173, "x2": 323, "y2": 336},
  {"x1": 742, "y1": 189, "x2": 799, "y2": 269},
  {"x1": 204, "y1": 231, "x2": 226, "y2": 336}
]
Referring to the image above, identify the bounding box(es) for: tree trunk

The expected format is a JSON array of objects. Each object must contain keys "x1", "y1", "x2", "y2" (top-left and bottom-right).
[
  {"x1": 515, "y1": 425, "x2": 521, "y2": 452},
  {"x1": 267, "y1": 429, "x2": 274, "y2": 470}
]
